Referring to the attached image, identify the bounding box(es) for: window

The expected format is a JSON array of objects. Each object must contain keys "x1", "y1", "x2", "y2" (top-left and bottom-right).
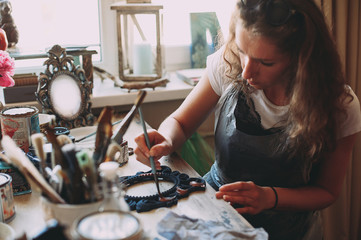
[
  {"x1": 9, "y1": 0, "x2": 234, "y2": 74},
  {"x1": 10, "y1": 0, "x2": 100, "y2": 73}
]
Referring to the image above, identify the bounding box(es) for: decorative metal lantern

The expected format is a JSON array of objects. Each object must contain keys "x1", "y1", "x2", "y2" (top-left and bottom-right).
[{"x1": 111, "y1": 3, "x2": 163, "y2": 82}]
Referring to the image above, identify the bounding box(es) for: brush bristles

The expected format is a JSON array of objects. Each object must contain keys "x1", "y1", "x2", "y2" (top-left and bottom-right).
[
  {"x1": 31, "y1": 133, "x2": 46, "y2": 161},
  {"x1": 56, "y1": 135, "x2": 73, "y2": 147}
]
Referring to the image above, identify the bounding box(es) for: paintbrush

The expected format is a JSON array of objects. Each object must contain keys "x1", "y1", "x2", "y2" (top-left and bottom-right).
[
  {"x1": 44, "y1": 126, "x2": 68, "y2": 169},
  {"x1": 137, "y1": 106, "x2": 163, "y2": 198},
  {"x1": 93, "y1": 106, "x2": 114, "y2": 165},
  {"x1": 61, "y1": 143, "x2": 86, "y2": 203},
  {"x1": 31, "y1": 133, "x2": 47, "y2": 177},
  {"x1": 76, "y1": 149, "x2": 99, "y2": 202},
  {"x1": 112, "y1": 90, "x2": 147, "y2": 144},
  {"x1": 1, "y1": 135, "x2": 65, "y2": 204},
  {"x1": 56, "y1": 134, "x2": 73, "y2": 147},
  {"x1": 44, "y1": 127, "x2": 76, "y2": 203}
]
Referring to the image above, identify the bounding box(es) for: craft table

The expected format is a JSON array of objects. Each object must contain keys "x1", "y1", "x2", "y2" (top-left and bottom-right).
[{"x1": 9, "y1": 117, "x2": 252, "y2": 239}]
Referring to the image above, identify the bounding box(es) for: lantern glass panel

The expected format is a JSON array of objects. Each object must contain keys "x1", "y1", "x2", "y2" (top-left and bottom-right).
[
  {"x1": 122, "y1": 13, "x2": 157, "y2": 76},
  {"x1": 111, "y1": 3, "x2": 163, "y2": 81}
]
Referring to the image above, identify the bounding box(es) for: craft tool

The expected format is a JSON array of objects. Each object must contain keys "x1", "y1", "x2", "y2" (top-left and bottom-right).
[
  {"x1": 31, "y1": 133, "x2": 47, "y2": 177},
  {"x1": 51, "y1": 165, "x2": 64, "y2": 194},
  {"x1": 45, "y1": 127, "x2": 77, "y2": 203},
  {"x1": 76, "y1": 149, "x2": 99, "y2": 202},
  {"x1": 44, "y1": 126, "x2": 68, "y2": 169},
  {"x1": 137, "y1": 106, "x2": 163, "y2": 199},
  {"x1": 61, "y1": 143, "x2": 86, "y2": 203},
  {"x1": 1, "y1": 135, "x2": 65, "y2": 204},
  {"x1": 44, "y1": 166, "x2": 61, "y2": 193},
  {"x1": 112, "y1": 90, "x2": 147, "y2": 144},
  {"x1": 93, "y1": 106, "x2": 114, "y2": 165},
  {"x1": 56, "y1": 134, "x2": 73, "y2": 147}
]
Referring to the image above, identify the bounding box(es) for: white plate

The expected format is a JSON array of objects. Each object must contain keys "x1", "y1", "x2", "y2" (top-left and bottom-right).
[{"x1": 0, "y1": 222, "x2": 15, "y2": 240}]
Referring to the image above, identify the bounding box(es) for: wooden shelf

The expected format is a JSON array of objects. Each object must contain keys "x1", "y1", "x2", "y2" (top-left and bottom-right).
[{"x1": 0, "y1": 72, "x2": 193, "y2": 109}]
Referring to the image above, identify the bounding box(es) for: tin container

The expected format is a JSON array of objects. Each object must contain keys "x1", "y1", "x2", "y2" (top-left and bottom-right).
[
  {"x1": 0, "y1": 106, "x2": 40, "y2": 152},
  {"x1": 0, "y1": 160, "x2": 31, "y2": 195},
  {"x1": 0, "y1": 173, "x2": 15, "y2": 222}
]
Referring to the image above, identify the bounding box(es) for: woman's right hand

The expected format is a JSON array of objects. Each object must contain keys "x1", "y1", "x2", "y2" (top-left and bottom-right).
[{"x1": 134, "y1": 129, "x2": 173, "y2": 169}]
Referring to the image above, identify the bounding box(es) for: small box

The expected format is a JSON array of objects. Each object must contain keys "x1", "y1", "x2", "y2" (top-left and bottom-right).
[
  {"x1": 13, "y1": 73, "x2": 38, "y2": 86},
  {"x1": 3, "y1": 84, "x2": 38, "y2": 103},
  {"x1": 176, "y1": 68, "x2": 205, "y2": 86}
]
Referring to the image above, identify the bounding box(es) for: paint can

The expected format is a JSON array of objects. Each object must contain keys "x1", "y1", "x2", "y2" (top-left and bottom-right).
[
  {"x1": 0, "y1": 106, "x2": 40, "y2": 152},
  {"x1": 0, "y1": 188, "x2": 3, "y2": 223},
  {"x1": 0, "y1": 160, "x2": 31, "y2": 195},
  {"x1": 0, "y1": 173, "x2": 15, "y2": 223}
]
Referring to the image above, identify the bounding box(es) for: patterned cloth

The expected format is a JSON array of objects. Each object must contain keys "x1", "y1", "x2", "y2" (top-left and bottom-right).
[{"x1": 157, "y1": 211, "x2": 268, "y2": 240}]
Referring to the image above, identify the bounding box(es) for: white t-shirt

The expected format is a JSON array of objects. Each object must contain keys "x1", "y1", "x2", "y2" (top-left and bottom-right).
[{"x1": 207, "y1": 47, "x2": 361, "y2": 139}]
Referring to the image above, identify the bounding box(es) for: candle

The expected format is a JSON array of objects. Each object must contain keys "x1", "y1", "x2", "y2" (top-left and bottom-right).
[{"x1": 133, "y1": 42, "x2": 153, "y2": 75}]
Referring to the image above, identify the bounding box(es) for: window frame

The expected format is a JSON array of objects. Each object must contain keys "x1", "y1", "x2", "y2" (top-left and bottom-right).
[{"x1": 12, "y1": 0, "x2": 233, "y2": 75}]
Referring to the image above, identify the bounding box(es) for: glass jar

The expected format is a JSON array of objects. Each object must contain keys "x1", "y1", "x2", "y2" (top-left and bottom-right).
[{"x1": 98, "y1": 161, "x2": 130, "y2": 213}]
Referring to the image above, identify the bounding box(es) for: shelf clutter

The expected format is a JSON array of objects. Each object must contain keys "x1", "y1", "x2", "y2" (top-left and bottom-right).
[
  {"x1": 3, "y1": 73, "x2": 38, "y2": 103},
  {"x1": 175, "y1": 68, "x2": 205, "y2": 86}
]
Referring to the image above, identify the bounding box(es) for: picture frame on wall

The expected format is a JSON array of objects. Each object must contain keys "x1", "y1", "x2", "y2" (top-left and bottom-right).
[{"x1": 190, "y1": 12, "x2": 222, "y2": 68}]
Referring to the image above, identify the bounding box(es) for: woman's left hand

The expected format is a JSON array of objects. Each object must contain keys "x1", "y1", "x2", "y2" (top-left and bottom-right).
[{"x1": 215, "y1": 181, "x2": 275, "y2": 215}]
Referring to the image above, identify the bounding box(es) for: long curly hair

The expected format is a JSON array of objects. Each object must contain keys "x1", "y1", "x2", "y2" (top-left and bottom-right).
[{"x1": 222, "y1": 0, "x2": 352, "y2": 162}]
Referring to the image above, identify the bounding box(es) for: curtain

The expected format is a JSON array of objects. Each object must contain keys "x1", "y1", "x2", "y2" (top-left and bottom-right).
[{"x1": 315, "y1": 0, "x2": 361, "y2": 240}]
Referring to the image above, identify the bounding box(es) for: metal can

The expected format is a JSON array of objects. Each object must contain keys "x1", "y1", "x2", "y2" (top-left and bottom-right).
[
  {"x1": 0, "y1": 188, "x2": 3, "y2": 223},
  {"x1": 0, "y1": 106, "x2": 40, "y2": 152},
  {"x1": 0, "y1": 161, "x2": 31, "y2": 196},
  {"x1": 0, "y1": 173, "x2": 15, "y2": 222}
]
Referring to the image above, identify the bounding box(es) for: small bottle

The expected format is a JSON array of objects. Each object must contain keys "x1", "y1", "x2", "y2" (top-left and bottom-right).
[{"x1": 98, "y1": 161, "x2": 130, "y2": 213}]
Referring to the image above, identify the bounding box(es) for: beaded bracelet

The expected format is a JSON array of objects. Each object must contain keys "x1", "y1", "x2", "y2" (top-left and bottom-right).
[{"x1": 270, "y1": 186, "x2": 278, "y2": 210}]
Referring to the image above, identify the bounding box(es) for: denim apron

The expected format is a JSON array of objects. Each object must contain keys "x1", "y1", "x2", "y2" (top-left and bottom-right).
[{"x1": 204, "y1": 86, "x2": 322, "y2": 240}]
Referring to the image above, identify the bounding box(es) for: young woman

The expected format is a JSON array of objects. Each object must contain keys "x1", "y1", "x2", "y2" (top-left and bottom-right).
[{"x1": 134, "y1": 0, "x2": 361, "y2": 239}]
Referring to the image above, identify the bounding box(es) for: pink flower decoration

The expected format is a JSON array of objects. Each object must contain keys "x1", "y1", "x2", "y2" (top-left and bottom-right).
[{"x1": 0, "y1": 50, "x2": 15, "y2": 87}]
